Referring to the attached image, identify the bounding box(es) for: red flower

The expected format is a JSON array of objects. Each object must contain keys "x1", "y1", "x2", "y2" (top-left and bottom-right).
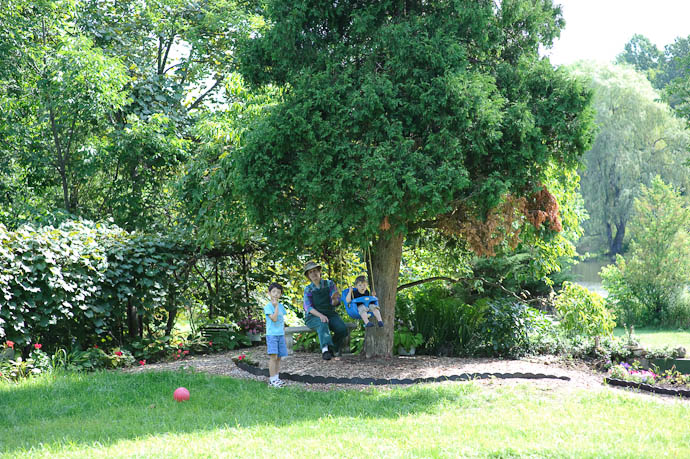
[
  {"x1": 139, "y1": 360, "x2": 146, "y2": 366},
  {"x1": 238, "y1": 354, "x2": 245, "y2": 361},
  {"x1": 115, "y1": 351, "x2": 123, "y2": 356},
  {"x1": 94, "y1": 345, "x2": 99, "y2": 349},
  {"x1": 178, "y1": 343, "x2": 183, "y2": 348},
  {"x1": 183, "y1": 350, "x2": 189, "y2": 355},
  {"x1": 208, "y1": 341, "x2": 213, "y2": 346},
  {"x1": 34, "y1": 343, "x2": 42, "y2": 350},
  {"x1": 5, "y1": 341, "x2": 14, "y2": 349}
]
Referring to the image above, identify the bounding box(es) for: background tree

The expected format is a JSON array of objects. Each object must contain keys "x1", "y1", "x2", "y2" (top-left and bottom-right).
[
  {"x1": 617, "y1": 33, "x2": 690, "y2": 123},
  {"x1": 602, "y1": 177, "x2": 690, "y2": 327},
  {"x1": 615, "y1": 34, "x2": 662, "y2": 81},
  {"x1": 570, "y1": 62, "x2": 690, "y2": 256},
  {"x1": 235, "y1": 0, "x2": 595, "y2": 357},
  {"x1": 0, "y1": 1, "x2": 129, "y2": 215}
]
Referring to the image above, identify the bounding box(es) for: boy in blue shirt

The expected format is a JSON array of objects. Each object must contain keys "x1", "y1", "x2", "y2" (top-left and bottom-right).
[{"x1": 264, "y1": 282, "x2": 288, "y2": 388}]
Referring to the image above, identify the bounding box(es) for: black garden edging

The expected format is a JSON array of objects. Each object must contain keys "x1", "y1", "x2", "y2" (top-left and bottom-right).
[
  {"x1": 604, "y1": 378, "x2": 690, "y2": 398},
  {"x1": 235, "y1": 361, "x2": 570, "y2": 385}
]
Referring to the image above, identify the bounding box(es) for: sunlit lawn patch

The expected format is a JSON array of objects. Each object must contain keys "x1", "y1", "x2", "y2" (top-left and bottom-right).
[
  {"x1": 613, "y1": 327, "x2": 690, "y2": 350},
  {"x1": 2, "y1": 369, "x2": 690, "y2": 458}
]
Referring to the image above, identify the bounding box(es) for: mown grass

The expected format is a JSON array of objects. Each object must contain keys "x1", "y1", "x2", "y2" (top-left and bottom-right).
[
  {"x1": 2, "y1": 369, "x2": 690, "y2": 458},
  {"x1": 613, "y1": 327, "x2": 690, "y2": 350}
]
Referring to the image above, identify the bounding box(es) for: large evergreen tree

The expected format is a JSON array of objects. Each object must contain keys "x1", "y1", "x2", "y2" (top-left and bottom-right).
[{"x1": 235, "y1": 0, "x2": 595, "y2": 357}]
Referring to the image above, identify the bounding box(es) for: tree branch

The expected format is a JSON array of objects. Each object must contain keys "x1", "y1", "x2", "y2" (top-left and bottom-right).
[
  {"x1": 157, "y1": 36, "x2": 163, "y2": 74},
  {"x1": 187, "y1": 78, "x2": 223, "y2": 112},
  {"x1": 397, "y1": 276, "x2": 459, "y2": 291},
  {"x1": 160, "y1": 33, "x2": 176, "y2": 74}
]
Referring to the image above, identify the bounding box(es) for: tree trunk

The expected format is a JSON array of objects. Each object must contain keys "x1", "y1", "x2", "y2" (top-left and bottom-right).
[
  {"x1": 165, "y1": 287, "x2": 177, "y2": 336},
  {"x1": 364, "y1": 231, "x2": 404, "y2": 358},
  {"x1": 610, "y1": 220, "x2": 626, "y2": 255},
  {"x1": 126, "y1": 298, "x2": 138, "y2": 339},
  {"x1": 605, "y1": 222, "x2": 613, "y2": 252}
]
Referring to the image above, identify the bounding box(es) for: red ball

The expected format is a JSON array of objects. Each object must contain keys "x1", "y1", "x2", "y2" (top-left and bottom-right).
[{"x1": 173, "y1": 387, "x2": 190, "y2": 402}]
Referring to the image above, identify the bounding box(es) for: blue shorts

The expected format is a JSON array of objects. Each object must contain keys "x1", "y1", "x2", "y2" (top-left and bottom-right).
[{"x1": 266, "y1": 334, "x2": 288, "y2": 357}]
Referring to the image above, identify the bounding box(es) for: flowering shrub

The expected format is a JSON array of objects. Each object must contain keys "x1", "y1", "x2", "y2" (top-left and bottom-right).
[
  {"x1": 609, "y1": 362, "x2": 657, "y2": 384},
  {"x1": 231, "y1": 354, "x2": 257, "y2": 366},
  {"x1": 0, "y1": 346, "x2": 51, "y2": 381},
  {"x1": 237, "y1": 315, "x2": 265, "y2": 335}
]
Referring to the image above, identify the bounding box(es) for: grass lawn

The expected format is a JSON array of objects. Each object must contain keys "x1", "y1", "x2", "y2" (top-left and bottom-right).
[
  {"x1": 2, "y1": 370, "x2": 690, "y2": 458},
  {"x1": 613, "y1": 327, "x2": 690, "y2": 350}
]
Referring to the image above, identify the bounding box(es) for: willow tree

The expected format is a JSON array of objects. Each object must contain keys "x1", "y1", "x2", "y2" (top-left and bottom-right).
[
  {"x1": 235, "y1": 0, "x2": 595, "y2": 357},
  {"x1": 571, "y1": 62, "x2": 690, "y2": 255}
]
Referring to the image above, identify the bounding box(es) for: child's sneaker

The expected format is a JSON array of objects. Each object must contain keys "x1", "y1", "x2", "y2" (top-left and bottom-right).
[
  {"x1": 378, "y1": 321, "x2": 384, "y2": 327},
  {"x1": 365, "y1": 322, "x2": 374, "y2": 328},
  {"x1": 269, "y1": 379, "x2": 285, "y2": 388}
]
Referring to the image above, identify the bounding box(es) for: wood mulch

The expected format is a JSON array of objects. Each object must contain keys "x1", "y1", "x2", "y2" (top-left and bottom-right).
[{"x1": 127, "y1": 345, "x2": 609, "y2": 393}]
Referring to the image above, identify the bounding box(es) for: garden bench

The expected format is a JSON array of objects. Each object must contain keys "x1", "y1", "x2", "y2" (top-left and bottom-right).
[
  {"x1": 200, "y1": 324, "x2": 233, "y2": 341},
  {"x1": 285, "y1": 322, "x2": 358, "y2": 355}
]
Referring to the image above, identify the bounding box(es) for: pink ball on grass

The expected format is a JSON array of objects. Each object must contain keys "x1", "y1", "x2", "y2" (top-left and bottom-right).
[{"x1": 173, "y1": 387, "x2": 190, "y2": 402}]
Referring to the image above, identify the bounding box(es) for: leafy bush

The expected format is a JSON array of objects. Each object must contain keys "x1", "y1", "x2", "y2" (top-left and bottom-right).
[
  {"x1": 0, "y1": 220, "x2": 188, "y2": 350},
  {"x1": 349, "y1": 328, "x2": 364, "y2": 355},
  {"x1": 525, "y1": 314, "x2": 568, "y2": 355},
  {"x1": 602, "y1": 178, "x2": 690, "y2": 327},
  {"x1": 601, "y1": 259, "x2": 649, "y2": 326},
  {"x1": 393, "y1": 327, "x2": 424, "y2": 353},
  {"x1": 0, "y1": 347, "x2": 53, "y2": 381},
  {"x1": 479, "y1": 298, "x2": 549, "y2": 358},
  {"x1": 554, "y1": 281, "x2": 615, "y2": 342},
  {"x1": 568, "y1": 335, "x2": 634, "y2": 368},
  {"x1": 411, "y1": 285, "x2": 483, "y2": 355},
  {"x1": 404, "y1": 284, "x2": 557, "y2": 358},
  {"x1": 293, "y1": 331, "x2": 319, "y2": 352}
]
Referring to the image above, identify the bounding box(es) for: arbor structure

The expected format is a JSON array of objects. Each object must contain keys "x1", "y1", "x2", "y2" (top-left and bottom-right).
[
  {"x1": 214, "y1": 1, "x2": 594, "y2": 356},
  {"x1": 571, "y1": 62, "x2": 690, "y2": 255}
]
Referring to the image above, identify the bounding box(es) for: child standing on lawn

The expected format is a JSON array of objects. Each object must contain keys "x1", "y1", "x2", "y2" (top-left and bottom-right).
[
  {"x1": 264, "y1": 282, "x2": 288, "y2": 388},
  {"x1": 346, "y1": 275, "x2": 384, "y2": 328}
]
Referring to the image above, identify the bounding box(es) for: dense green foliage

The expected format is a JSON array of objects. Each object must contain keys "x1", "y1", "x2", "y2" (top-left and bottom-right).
[
  {"x1": 553, "y1": 281, "x2": 615, "y2": 340},
  {"x1": 570, "y1": 62, "x2": 690, "y2": 255},
  {"x1": 617, "y1": 33, "x2": 690, "y2": 116},
  {"x1": 237, "y1": 0, "x2": 593, "y2": 248},
  {"x1": 234, "y1": 0, "x2": 595, "y2": 356},
  {"x1": 397, "y1": 284, "x2": 558, "y2": 358},
  {"x1": 0, "y1": 220, "x2": 186, "y2": 350},
  {"x1": 602, "y1": 177, "x2": 690, "y2": 327}
]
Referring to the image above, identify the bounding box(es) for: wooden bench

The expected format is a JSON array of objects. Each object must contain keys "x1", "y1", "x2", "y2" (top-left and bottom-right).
[
  {"x1": 200, "y1": 324, "x2": 233, "y2": 341},
  {"x1": 285, "y1": 323, "x2": 358, "y2": 355}
]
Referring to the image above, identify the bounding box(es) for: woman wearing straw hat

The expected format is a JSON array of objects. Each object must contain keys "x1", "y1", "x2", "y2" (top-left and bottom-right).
[{"x1": 302, "y1": 261, "x2": 348, "y2": 360}]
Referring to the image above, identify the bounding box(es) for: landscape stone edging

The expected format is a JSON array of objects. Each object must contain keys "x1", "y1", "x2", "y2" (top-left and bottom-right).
[
  {"x1": 604, "y1": 377, "x2": 690, "y2": 398},
  {"x1": 235, "y1": 361, "x2": 570, "y2": 385}
]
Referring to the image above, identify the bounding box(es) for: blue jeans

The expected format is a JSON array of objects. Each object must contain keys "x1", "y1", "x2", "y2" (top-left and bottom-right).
[{"x1": 304, "y1": 311, "x2": 348, "y2": 351}]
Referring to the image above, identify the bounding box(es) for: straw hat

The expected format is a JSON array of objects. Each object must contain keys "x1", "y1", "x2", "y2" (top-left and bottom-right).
[{"x1": 302, "y1": 261, "x2": 322, "y2": 277}]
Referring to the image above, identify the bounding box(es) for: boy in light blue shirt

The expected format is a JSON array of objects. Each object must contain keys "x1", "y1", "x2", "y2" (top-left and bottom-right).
[{"x1": 264, "y1": 282, "x2": 288, "y2": 388}]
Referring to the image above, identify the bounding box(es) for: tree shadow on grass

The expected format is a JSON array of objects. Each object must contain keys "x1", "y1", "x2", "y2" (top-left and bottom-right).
[{"x1": 0, "y1": 368, "x2": 479, "y2": 454}]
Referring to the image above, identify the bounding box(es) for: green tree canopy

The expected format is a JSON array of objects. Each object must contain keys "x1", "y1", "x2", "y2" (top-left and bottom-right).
[
  {"x1": 570, "y1": 62, "x2": 690, "y2": 255},
  {"x1": 234, "y1": 0, "x2": 595, "y2": 356}
]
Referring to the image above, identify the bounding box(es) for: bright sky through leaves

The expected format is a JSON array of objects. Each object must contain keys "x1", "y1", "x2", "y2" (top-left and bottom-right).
[{"x1": 543, "y1": 0, "x2": 690, "y2": 65}]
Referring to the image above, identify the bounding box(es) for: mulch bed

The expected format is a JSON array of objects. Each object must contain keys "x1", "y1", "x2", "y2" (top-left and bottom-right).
[{"x1": 128, "y1": 345, "x2": 607, "y2": 392}]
